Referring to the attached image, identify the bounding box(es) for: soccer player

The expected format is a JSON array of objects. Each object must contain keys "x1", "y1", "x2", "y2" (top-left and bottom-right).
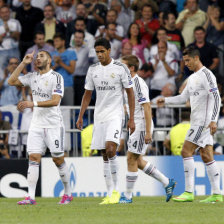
[
  {"x1": 157, "y1": 47, "x2": 223, "y2": 203},
  {"x1": 8, "y1": 50, "x2": 73, "y2": 205},
  {"x1": 119, "y1": 55, "x2": 176, "y2": 203},
  {"x1": 76, "y1": 38, "x2": 135, "y2": 204}
]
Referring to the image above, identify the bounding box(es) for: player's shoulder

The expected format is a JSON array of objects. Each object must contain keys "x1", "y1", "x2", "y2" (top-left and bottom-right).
[
  {"x1": 113, "y1": 60, "x2": 129, "y2": 72},
  {"x1": 200, "y1": 67, "x2": 216, "y2": 80},
  {"x1": 133, "y1": 75, "x2": 148, "y2": 89},
  {"x1": 89, "y1": 62, "x2": 100, "y2": 69},
  {"x1": 51, "y1": 70, "x2": 64, "y2": 81}
]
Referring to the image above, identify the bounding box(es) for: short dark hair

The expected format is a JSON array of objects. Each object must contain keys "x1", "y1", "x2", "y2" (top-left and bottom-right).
[
  {"x1": 105, "y1": 22, "x2": 117, "y2": 29},
  {"x1": 34, "y1": 31, "x2": 45, "y2": 39},
  {"x1": 140, "y1": 63, "x2": 154, "y2": 73},
  {"x1": 183, "y1": 46, "x2": 200, "y2": 58},
  {"x1": 141, "y1": 4, "x2": 153, "y2": 12},
  {"x1": 194, "y1": 26, "x2": 205, "y2": 33},
  {"x1": 107, "y1": 9, "x2": 118, "y2": 16},
  {"x1": 53, "y1": 32, "x2": 65, "y2": 41},
  {"x1": 94, "y1": 38, "x2": 111, "y2": 49},
  {"x1": 74, "y1": 29, "x2": 85, "y2": 38},
  {"x1": 181, "y1": 109, "x2": 190, "y2": 121},
  {"x1": 74, "y1": 17, "x2": 86, "y2": 25},
  {"x1": 163, "y1": 11, "x2": 176, "y2": 21},
  {"x1": 122, "y1": 55, "x2": 139, "y2": 72}
]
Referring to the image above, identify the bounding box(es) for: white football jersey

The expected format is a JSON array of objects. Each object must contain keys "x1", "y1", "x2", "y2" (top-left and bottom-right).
[
  {"x1": 19, "y1": 69, "x2": 64, "y2": 128},
  {"x1": 85, "y1": 59, "x2": 132, "y2": 122},
  {"x1": 165, "y1": 66, "x2": 221, "y2": 127},
  {"x1": 124, "y1": 74, "x2": 151, "y2": 130}
]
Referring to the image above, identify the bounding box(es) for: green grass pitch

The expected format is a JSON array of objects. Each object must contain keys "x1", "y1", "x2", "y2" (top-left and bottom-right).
[{"x1": 1, "y1": 196, "x2": 224, "y2": 224}]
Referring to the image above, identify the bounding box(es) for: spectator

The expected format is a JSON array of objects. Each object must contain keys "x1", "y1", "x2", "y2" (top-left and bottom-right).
[
  {"x1": 13, "y1": 0, "x2": 49, "y2": 10},
  {"x1": 0, "y1": 110, "x2": 11, "y2": 159},
  {"x1": 122, "y1": 23, "x2": 147, "y2": 64},
  {"x1": 203, "y1": 5, "x2": 224, "y2": 76},
  {"x1": 0, "y1": 57, "x2": 21, "y2": 106},
  {"x1": 55, "y1": 0, "x2": 76, "y2": 26},
  {"x1": 51, "y1": 33, "x2": 77, "y2": 105},
  {"x1": 163, "y1": 11, "x2": 185, "y2": 51},
  {"x1": 95, "y1": 9, "x2": 124, "y2": 41},
  {"x1": 136, "y1": 4, "x2": 160, "y2": 46},
  {"x1": 104, "y1": 22, "x2": 122, "y2": 59},
  {"x1": 69, "y1": 30, "x2": 91, "y2": 105},
  {"x1": 158, "y1": 11, "x2": 164, "y2": 27},
  {"x1": 146, "y1": 28, "x2": 181, "y2": 64},
  {"x1": 137, "y1": 62, "x2": 154, "y2": 89},
  {"x1": 0, "y1": 5, "x2": 21, "y2": 78},
  {"x1": 150, "y1": 41, "x2": 178, "y2": 99},
  {"x1": 188, "y1": 26, "x2": 219, "y2": 74},
  {"x1": 67, "y1": 17, "x2": 95, "y2": 50},
  {"x1": 175, "y1": 0, "x2": 207, "y2": 46},
  {"x1": 15, "y1": 0, "x2": 44, "y2": 58},
  {"x1": 25, "y1": 32, "x2": 54, "y2": 72},
  {"x1": 110, "y1": 0, "x2": 131, "y2": 36},
  {"x1": 131, "y1": 0, "x2": 159, "y2": 20},
  {"x1": 35, "y1": 4, "x2": 66, "y2": 42},
  {"x1": 151, "y1": 82, "x2": 177, "y2": 127},
  {"x1": 163, "y1": 110, "x2": 191, "y2": 155}
]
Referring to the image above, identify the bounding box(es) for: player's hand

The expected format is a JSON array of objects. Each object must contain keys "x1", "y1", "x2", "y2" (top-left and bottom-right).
[
  {"x1": 127, "y1": 119, "x2": 135, "y2": 135},
  {"x1": 76, "y1": 117, "x2": 83, "y2": 131},
  {"x1": 145, "y1": 132, "x2": 152, "y2": 144},
  {"x1": 22, "y1": 51, "x2": 35, "y2": 65},
  {"x1": 207, "y1": 121, "x2": 217, "y2": 135},
  {"x1": 157, "y1": 97, "x2": 165, "y2": 107},
  {"x1": 17, "y1": 101, "x2": 34, "y2": 112}
]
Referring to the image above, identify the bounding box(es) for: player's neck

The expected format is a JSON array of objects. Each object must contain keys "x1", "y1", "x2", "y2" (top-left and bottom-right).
[
  {"x1": 194, "y1": 63, "x2": 203, "y2": 72},
  {"x1": 101, "y1": 58, "x2": 112, "y2": 66},
  {"x1": 39, "y1": 67, "x2": 51, "y2": 75},
  {"x1": 130, "y1": 71, "x2": 136, "y2": 78}
]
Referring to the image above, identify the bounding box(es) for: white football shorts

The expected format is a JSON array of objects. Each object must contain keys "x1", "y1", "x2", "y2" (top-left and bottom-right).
[
  {"x1": 91, "y1": 118, "x2": 123, "y2": 150},
  {"x1": 185, "y1": 125, "x2": 213, "y2": 148},
  {"x1": 27, "y1": 126, "x2": 65, "y2": 156},
  {"x1": 128, "y1": 121, "x2": 154, "y2": 155}
]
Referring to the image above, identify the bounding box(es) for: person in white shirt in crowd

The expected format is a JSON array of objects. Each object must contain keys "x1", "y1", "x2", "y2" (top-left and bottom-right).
[
  {"x1": 68, "y1": 17, "x2": 95, "y2": 50},
  {"x1": 145, "y1": 27, "x2": 182, "y2": 64},
  {"x1": 25, "y1": 32, "x2": 54, "y2": 72},
  {"x1": 149, "y1": 40, "x2": 178, "y2": 99},
  {"x1": 76, "y1": 38, "x2": 135, "y2": 205},
  {"x1": 95, "y1": 9, "x2": 124, "y2": 41},
  {"x1": 119, "y1": 55, "x2": 176, "y2": 204},
  {"x1": 8, "y1": 50, "x2": 72, "y2": 205},
  {"x1": 157, "y1": 47, "x2": 222, "y2": 203},
  {"x1": 0, "y1": 5, "x2": 21, "y2": 79}
]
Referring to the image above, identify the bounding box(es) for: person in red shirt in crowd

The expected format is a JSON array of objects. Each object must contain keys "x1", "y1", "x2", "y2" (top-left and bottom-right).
[{"x1": 135, "y1": 4, "x2": 160, "y2": 46}]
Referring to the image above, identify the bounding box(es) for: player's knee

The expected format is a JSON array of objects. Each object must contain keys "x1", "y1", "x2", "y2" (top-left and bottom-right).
[
  {"x1": 181, "y1": 147, "x2": 190, "y2": 158},
  {"x1": 29, "y1": 154, "x2": 41, "y2": 163},
  {"x1": 201, "y1": 152, "x2": 210, "y2": 163},
  {"x1": 52, "y1": 155, "x2": 64, "y2": 166}
]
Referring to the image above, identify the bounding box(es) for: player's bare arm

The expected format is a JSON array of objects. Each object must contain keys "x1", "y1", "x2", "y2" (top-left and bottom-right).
[
  {"x1": 54, "y1": 56, "x2": 76, "y2": 74},
  {"x1": 142, "y1": 102, "x2": 152, "y2": 144},
  {"x1": 17, "y1": 94, "x2": 62, "y2": 112},
  {"x1": 8, "y1": 51, "x2": 35, "y2": 87},
  {"x1": 76, "y1": 90, "x2": 93, "y2": 130},
  {"x1": 125, "y1": 87, "x2": 135, "y2": 134}
]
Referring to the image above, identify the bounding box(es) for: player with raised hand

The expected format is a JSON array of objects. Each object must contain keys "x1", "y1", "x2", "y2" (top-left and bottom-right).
[
  {"x1": 8, "y1": 50, "x2": 73, "y2": 205},
  {"x1": 76, "y1": 38, "x2": 135, "y2": 205},
  {"x1": 157, "y1": 47, "x2": 222, "y2": 203},
  {"x1": 119, "y1": 55, "x2": 176, "y2": 204}
]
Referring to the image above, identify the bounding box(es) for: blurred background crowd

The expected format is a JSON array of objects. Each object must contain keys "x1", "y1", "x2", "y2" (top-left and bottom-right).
[{"x1": 0, "y1": 0, "x2": 224, "y2": 158}]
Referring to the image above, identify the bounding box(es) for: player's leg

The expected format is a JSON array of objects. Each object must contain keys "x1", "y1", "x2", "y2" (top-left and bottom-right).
[
  {"x1": 137, "y1": 155, "x2": 175, "y2": 202},
  {"x1": 18, "y1": 128, "x2": 46, "y2": 205},
  {"x1": 101, "y1": 149, "x2": 113, "y2": 198},
  {"x1": 120, "y1": 151, "x2": 138, "y2": 203},
  {"x1": 46, "y1": 126, "x2": 72, "y2": 204},
  {"x1": 199, "y1": 145, "x2": 223, "y2": 203},
  {"x1": 173, "y1": 140, "x2": 197, "y2": 202}
]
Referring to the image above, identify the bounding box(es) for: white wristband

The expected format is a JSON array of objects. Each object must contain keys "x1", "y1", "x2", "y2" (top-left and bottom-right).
[{"x1": 33, "y1": 101, "x2": 38, "y2": 107}]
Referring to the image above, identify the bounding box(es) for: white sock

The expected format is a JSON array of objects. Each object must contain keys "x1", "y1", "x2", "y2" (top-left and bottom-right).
[
  {"x1": 143, "y1": 162, "x2": 169, "y2": 187},
  {"x1": 183, "y1": 157, "x2": 195, "y2": 193},
  {"x1": 109, "y1": 155, "x2": 119, "y2": 191},
  {"x1": 125, "y1": 171, "x2": 138, "y2": 199},
  {"x1": 103, "y1": 161, "x2": 113, "y2": 197},
  {"x1": 206, "y1": 160, "x2": 221, "y2": 194},
  {"x1": 27, "y1": 160, "x2": 39, "y2": 200},
  {"x1": 57, "y1": 162, "x2": 71, "y2": 196}
]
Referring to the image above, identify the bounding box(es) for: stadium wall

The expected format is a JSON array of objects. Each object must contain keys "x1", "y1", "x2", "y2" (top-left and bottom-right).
[{"x1": 1, "y1": 156, "x2": 224, "y2": 198}]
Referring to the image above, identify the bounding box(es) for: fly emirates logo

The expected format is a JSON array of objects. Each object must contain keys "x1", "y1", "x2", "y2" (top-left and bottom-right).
[
  {"x1": 32, "y1": 87, "x2": 50, "y2": 98},
  {"x1": 96, "y1": 81, "x2": 116, "y2": 91}
]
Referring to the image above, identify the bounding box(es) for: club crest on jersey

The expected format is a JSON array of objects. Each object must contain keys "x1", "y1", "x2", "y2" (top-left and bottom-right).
[
  {"x1": 56, "y1": 84, "x2": 61, "y2": 89},
  {"x1": 110, "y1": 73, "x2": 115, "y2": 78}
]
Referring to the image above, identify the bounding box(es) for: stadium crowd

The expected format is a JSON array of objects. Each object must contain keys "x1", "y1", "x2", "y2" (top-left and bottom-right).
[{"x1": 0, "y1": 0, "x2": 224, "y2": 158}]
